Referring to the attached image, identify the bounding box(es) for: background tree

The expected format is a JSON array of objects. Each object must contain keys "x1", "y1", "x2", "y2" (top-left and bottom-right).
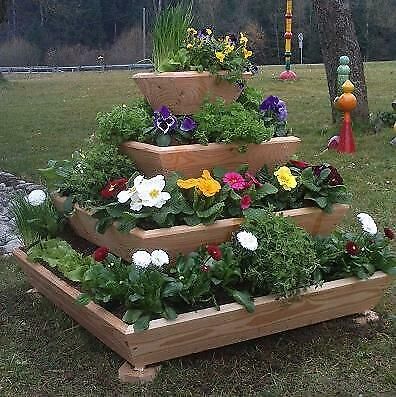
[{"x1": 312, "y1": 0, "x2": 369, "y2": 123}]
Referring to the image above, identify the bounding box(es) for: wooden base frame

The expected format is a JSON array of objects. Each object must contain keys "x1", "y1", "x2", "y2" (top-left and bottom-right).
[
  {"x1": 14, "y1": 249, "x2": 392, "y2": 383},
  {"x1": 53, "y1": 196, "x2": 349, "y2": 262},
  {"x1": 120, "y1": 137, "x2": 301, "y2": 177}
]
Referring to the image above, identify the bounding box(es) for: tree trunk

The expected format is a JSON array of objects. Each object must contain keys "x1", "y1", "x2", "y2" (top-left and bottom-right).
[
  {"x1": 312, "y1": 0, "x2": 369, "y2": 123},
  {"x1": 0, "y1": 0, "x2": 8, "y2": 81}
]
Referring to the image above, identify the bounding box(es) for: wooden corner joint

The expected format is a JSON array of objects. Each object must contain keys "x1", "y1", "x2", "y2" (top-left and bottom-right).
[{"x1": 118, "y1": 361, "x2": 161, "y2": 383}]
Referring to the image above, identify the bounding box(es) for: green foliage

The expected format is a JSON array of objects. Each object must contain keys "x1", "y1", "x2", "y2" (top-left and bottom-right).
[
  {"x1": 96, "y1": 99, "x2": 152, "y2": 145},
  {"x1": 11, "y1": 194, "x2": 62, "y2": 247},
  {"x1": 237, "y1": 209, "x2": 320, "y2": 297},
  {"x1": 314, "y1": 230, "x2": 396, "y2": 281},
  {"x1": 369, "y1": 111, "x2": 396, "y2": 133},
  {"x1": 194, "y1": 99, "x2": 274, "y2": 145},
  {"x1": 39, "y1": 141, "x2": 137, "y2": 204},
  {"x1": 152, "y1": 4, "x2": 193, "y2": 72},
  {"x1": 237, "y1": 86, "x2": 263, "y2": 112}
]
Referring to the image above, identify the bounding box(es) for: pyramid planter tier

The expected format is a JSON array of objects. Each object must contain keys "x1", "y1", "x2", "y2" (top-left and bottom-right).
[
  {"x1": 53, "y1": 196, "x2": 349, "y2": 262},
  {"x1": 14, "y1": 249, "x2": 391, "y2": 383},
  {"x1": 133, "y1": 71, "x2": 251, "y2": 115},
  {"x1": 120, "y1": 136, "x2": 301, "y2": 177}
]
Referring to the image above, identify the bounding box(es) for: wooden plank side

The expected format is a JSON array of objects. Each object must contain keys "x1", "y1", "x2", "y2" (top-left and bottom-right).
[
  {"x1": 124, "y1": 272, "x2": 391, "y2": 367},
  {"x1": 13, "y1": 250, "x2": 133, "y2": 363}
]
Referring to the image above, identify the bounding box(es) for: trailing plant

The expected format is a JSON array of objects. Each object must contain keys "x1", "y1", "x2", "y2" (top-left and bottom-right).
[
  {"x1": 96, "y1": 99, "x2": 152, "y2": 145},
  {"x1": 11, "y1": 190, "x2": 62, "y2": 247},
  {"x1": 152, "y1": 3, "x2": 193, "y2": 72},
  {"x1": 234, "y1": 208, "x2": 320, "y2": 297},
  {"x1": 39, "y1": 141, "x2": 137, "y2": 205},
  {"x1": 193, "y1": 99, "x2": 274, "y2": 145},
  {"x1": 315, "y1": 214, "x2": 396, "y2": 280},
  {"x1": 369, "y1": 110, "x2": 396, "y2": 133}
]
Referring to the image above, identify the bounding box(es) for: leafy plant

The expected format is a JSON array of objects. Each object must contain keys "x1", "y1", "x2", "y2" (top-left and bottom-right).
[
  {"x1": 235, "y1": 209, "x2": 320, "y2": 297},
  {"x1": 152, "y1": 3, "x2": 193, "y2": 72},
  {"x1": 11, "y1": 193, "x2": 62, "y2": 247},
  {"x1": 39, "y1": 141, "x2": 137, "y2": 205},
  {"x1": 194, "y1": 99, "x2": 274, "y2": 145},
  {"x1": 96, "y1": 99, "x2": 152, "y2": 145}
]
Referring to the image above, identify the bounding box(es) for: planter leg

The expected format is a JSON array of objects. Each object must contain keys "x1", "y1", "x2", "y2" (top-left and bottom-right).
[{"x1": 118, "y1": 361, "x2": 161, "y2": 383}]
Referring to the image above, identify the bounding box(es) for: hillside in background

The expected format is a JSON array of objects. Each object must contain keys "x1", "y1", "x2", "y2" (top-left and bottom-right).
[{"x1": 0, "y1": 0, "x2": 395, "y2": 66}]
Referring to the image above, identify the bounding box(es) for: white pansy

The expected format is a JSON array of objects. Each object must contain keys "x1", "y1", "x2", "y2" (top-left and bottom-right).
[
  {"x1": 151, "y1": 250, "x2": 169, "y2": 267},
  {"x1": 135, "y1": 175, "x2": 171, "y2": 209},
  {"x1": 26, "y1": 189, "x2": 47, "y2": 206},
  {"x1": 236, "y1": 231, "x2": 258, "y2": 251},
  {"x1": 132, "y1": 250, "x2": 152, "y2": 268},
  {"x1": 357, "y1": 213, "x2": 378, "y2": 235}
]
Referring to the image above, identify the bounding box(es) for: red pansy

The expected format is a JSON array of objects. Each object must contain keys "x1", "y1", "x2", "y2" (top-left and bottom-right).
[
  {"x1": 345, "y1": 241, "x2": 359, "y2": 256},
  {"x1": 100, "y1": 178, "x2": 128, "y2": 199},
  {"x1": 384, "y1": 227, "x2": 394, "y2": 240},
  {"x1": 93, "y1": 246, "x2": 109, "y2": 262},
  {"x1": 207, "y1": 245, "x2": 222, "y2": 261}
]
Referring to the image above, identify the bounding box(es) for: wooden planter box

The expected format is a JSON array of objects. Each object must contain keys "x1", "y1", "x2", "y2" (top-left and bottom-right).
[
  {"x1": 133, "y1": 71, "x2": 251, "y2": 115},
  {"x1": 53, "y1": 196, "x2": 349, "y2": 262},
  {"x1": 14, "y1": 249, "x2": 392, "y2": 382},
  {"x1": 120, "y1": 137, "x2": 301, "y2": 178}
]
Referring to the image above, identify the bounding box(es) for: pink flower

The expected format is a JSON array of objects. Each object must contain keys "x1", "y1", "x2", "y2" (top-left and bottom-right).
[
  {"x1": 223, "y1": 172, "x2": 246, "y2": 190},
  {"x1": 240, "y1": 195, "x2": 252, "y2": 210},
  {"x1": 244, "y1": 172, "x2": 263, "y2": 188}
]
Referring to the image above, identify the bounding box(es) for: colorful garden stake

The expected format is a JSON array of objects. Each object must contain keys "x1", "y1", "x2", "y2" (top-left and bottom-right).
[
  {"x1": 336, "y1": 80, "x2": 357, "y2": 153},
  {"x1": 337, "y1": 56, "x2": 351, "y2": 94},
  {"x1": 279, "y1": 0, "x2": 297, "y2": 80}
]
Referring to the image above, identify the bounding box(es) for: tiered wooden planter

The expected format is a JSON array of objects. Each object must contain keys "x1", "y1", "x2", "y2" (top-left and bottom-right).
[
  {"x1": 133, "y1": 71, "x2": 251, "y2": 115},
  {"x1": 120, "y1": 136, "x2": 301, "y2": 177},
  {"x1": 14, "y1": 249, "x2": 392, "y2": 383},
  {"x1": 53, "y1": 196, "x2": 349, "y2": 262}
]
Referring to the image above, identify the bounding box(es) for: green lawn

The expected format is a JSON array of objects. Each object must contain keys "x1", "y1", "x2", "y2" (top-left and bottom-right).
[{"x1": 0, "y1": 63, "x2": 395, "y2": 396}]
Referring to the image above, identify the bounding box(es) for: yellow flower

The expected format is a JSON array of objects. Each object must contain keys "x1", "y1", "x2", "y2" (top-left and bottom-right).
[
  {"x1": 224, "y1": 35, "x2": 230, "y2": 43},
  {"x1": 177, "y1": 170, "x2": 221, "y2": 197},
  {"x1": 215, "y1": 51, "x2": 225, "y2": 63},
  {"x1": 187, "y1": 43, "x2": 194, "y2": 49},
  {"x1": 224, "y1": 44, "x2": 235, "y2": 55},
  {"x1": 206, "y1": 28, "x2": 212, "y2": 35},
  {"x1": 274, "y1": 166, "x2": 297, "y2": 191},
  {"x1": 187, "y1": 27, "x2": 197, "y2": 35},
  {"x1": 240, "y1": 32, "x2": 248, "y2": 46},
  {"x1": 243, "y1": 47, "x2": 253, "y2": 59}
]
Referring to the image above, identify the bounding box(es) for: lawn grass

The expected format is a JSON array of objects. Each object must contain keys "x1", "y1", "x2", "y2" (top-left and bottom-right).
[
  {"x1": 1, "y1": 255, "x2": 395, "y2": 396},
  {"x1": 0, "y1": 63, "x2": 395, "y2": 395}
]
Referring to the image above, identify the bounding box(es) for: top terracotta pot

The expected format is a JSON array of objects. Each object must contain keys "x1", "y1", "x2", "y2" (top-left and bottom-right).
[{"x1": 133, "y1": 71, "x2": 252, "y2": 115}]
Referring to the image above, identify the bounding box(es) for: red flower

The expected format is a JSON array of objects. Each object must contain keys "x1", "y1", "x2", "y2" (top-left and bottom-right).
[
  {"x1": 244, "y1": 172, "x2": 262, "y2": 188},
  {"x1": 384, "y1": 227, "x2": 394, "y2": 240},
  {"x1": 100, "y1": 178, "x2": 128, "y2": 199},
  {"x1": 240, "y1": 195, "x2": 252, "y2": 210},
  {"x1": 93, "y1": 247, "x2": 109, "y2": 262},
  {"x1": 288, "y1": 159, "x2": 310, "y2": 169},
  {"x1": 207, "y1": 245, "x2": 222, "y2": 261},
  {"x1": 313, "y1": 165, "x2": 343, "y2": 186},
  {"x1": 345, "y1": 241, "x2": 359, "y2": 256}
]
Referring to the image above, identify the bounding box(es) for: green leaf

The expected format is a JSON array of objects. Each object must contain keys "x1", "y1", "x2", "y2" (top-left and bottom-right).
[
  {"x1": 75, "y1": 293, "x2": 91, "y2": 306},
  {"x1": 387, "y1": 267, "x2": 396, "y2": 276},
  {"x1": 196, "y1": 202, "x2": 225, "y2": 219},
  {"x1": 128, "y1": 293, "x2": 143, "y2": 303},
  {"x1": 256, "y1": 183, "x2": 278, "y2": 198},
  {"x1": 133, "y1": 314, "x2": 151, "y2": 332},
  {"x1": 229, "y1": 289, "x2": 255, "y2": 313},
  {"x1": 162, "y1": 281, "x2": 183, "y2": 298},
  {"x1": 317, "y1": 168, "x2": 331, "y2": 184},
  {"x1": 63, "y1": 195, "x2": 74, "y2": 216},
  {"x1": 122, "y1": 309, "x2": 143, "y2": 324},
  {"x1": 163, "y1": 305, "x2": 177, "y2": 321},
  {"x1": 156, "y1": 134, "x2": 172, "y2": 147},
  {"x1": 305, "y1": 195, "x2": 328, "y2": 209}
]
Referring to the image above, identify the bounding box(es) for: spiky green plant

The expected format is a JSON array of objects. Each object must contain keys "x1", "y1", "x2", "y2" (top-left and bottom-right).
[
  {"x1": 11, "y1": 193, "x2": 62, "y2": 247},
  {"x1": 152, "y1": 3, "x2": 193, "y2": 72}
]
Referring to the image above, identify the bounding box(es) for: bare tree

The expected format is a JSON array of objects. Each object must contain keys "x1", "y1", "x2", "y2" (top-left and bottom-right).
[
  {"x1": 0, "y1": 0, "x2": 8, "y2": 80},
  {"x1": 312, "y1": 0, "x2": 369, "y2": 123}
]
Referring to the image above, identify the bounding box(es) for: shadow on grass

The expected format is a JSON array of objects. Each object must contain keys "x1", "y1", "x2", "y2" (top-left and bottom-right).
[{"x1": 1, "y1": 256, "x2": 395, "y2": 397}]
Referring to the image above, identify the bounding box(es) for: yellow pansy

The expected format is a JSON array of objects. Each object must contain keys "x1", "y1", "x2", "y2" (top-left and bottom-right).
[
  {"x1": 187, "y1": 27, "x2": 197, "y2": 35},
  {"x1": 274, "y1": 166, "x2": 297, "y2": 191},
  {"x1": 187, "y1": 43, "x2": 194, "y2": 49},
  {"x1": 215, "y1": 51, "x2": 225, "y2": 63},
  {"x1": 240, "y1": 32, "x2": 248, "y2": 46},
  {"x1": 224, "y1": 44, "x2": 235, "y2": 55},
  {"x1": 243, "y1": 48, "x2": 253, "y2": 59},
  {"x1": 206, "y1": 28, "x2": 212, "y2": 35},
  {"x1": 177, "y1": 170, "x2": 221, "y2": 197}
]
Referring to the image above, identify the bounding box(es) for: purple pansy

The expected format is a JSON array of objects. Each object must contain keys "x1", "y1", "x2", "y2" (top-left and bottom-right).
[
  {"x1": 313, "y1": 164, "x2": 344, "y2": 186},
  {"x1": 180, "y1": 116, "x2": 197, "y2": 132},
  {"x1": 154, "y1": 106, "x2": 177, "y2": 134},
  {"x1": 259, "y1": 95, "x2": 288, "y2": 122}
]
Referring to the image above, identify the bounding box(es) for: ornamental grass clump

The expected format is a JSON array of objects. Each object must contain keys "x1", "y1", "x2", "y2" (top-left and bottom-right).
[{"x1": 235, "y1": 208, "x2": 320, "y2": 297}]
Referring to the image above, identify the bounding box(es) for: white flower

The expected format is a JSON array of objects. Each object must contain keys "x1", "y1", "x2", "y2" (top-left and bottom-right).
[
  {"x1": 135, "y1": 175, "x2": 171, "y2": 209},
  {"x1": 26, "y1": 189, "x2": 46, "y2": 206},
  {"x1": 132, "y1": 250, "x2": 152, "y2": 268},
  {"x1": 357, "y1": 213, "x2": 378, "y2": 235},
  {"x1": 151, "y1": 250, "x2": 169, "y2": 267},
  {"x1": 236, "y1": 231, "x2": 258, "y2": 251}
]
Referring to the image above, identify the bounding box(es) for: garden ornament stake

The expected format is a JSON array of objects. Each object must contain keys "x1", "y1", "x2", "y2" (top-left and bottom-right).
[
  {"x1": 335, "y1": 80, "x2": 357, "y2": 153},
  {"x1": 279, "y1": 0, "x2": 297, "y2": 80}
]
